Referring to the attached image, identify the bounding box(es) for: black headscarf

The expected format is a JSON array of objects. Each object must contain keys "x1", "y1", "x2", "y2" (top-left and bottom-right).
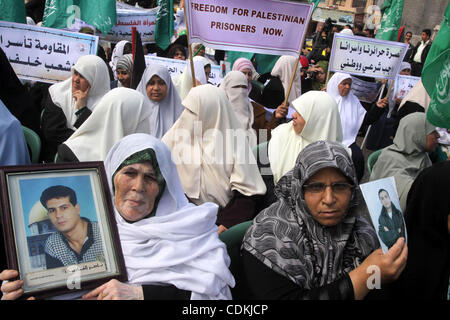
[
  {"x1": 0, "y1": 47, "x2": 40, "y2": 133},
  {"x1": 392, "y1": 161, "x2": 450, "y2": 299}
]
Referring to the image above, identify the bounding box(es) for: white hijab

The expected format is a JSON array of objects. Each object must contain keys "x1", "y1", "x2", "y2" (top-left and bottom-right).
[
  {"x1": 109, "y1": 40, "x2": 130, "y2": 79},
  {"x1": 327, "y1": 72, "x2": 367, "y2": 147},
  {"x1": 48, "y1": 55, "x2": 110, "y2": 130},
  {"x1": 64, "y1": 88, "x2": 152, "y2": 161},
  {"x1": 269, "y1": 91, "x2": 344, "y2": 183},
  {"x1": 271, "y1": 55, "x2": 302, "y2": 104},
  {"x1": 136, "y1": 64, "x2": 184, "y2": 139},
  {"x1": 104, "y1": 133, "x2": 234, "y2": 300},
  {"x1": 162, "y1": 84, "x2": 266, "y2": 208},
  {"x1": 174, "y1": 56, "x2": 208, "y2": 100},
  {"x1": 219, "y1": 71, "x2": 257, "y2": 148},
  {"x1": 398, "y1": 79, "x2": 431, "y2": 111}
]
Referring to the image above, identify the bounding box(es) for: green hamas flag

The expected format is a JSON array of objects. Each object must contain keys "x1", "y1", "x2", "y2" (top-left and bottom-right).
[
  {"x1": 309, "y1": 0, "x2": 320, "y2": 10},
  {"x1": 375, "y1": 0, "x2": 404, "y2": 41},
  {"x1": 155, "y1": 0, "x2": 174, "y2": 50},
  {"x1": 42, "y1": 0, "x2": 116, "y2": 34},
  {"x1": 422, "y1": 3, "x2": 450, "y2": 128},
  {"x1": 0, "y1": 0, "x2": 26, "y2": 24}
]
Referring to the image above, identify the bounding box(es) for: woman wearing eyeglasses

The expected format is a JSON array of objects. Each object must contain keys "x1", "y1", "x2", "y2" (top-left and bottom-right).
[{"x1": 240, "y1": 140, "x2": 408, "y2": 300}]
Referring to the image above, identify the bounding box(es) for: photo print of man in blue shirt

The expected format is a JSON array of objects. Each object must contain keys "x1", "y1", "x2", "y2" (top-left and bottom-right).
[{"x1": 40, "y1": 185, "x2": 104, "y2": 269}]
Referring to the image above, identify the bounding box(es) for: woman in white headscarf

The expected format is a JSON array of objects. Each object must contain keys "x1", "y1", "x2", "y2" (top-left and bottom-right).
[
  {"x1": 270, "y1": 55, "x2": 302, "y2": 105},
  {"x1": 327, "y1": 72, "x2": 388, "y2": 181},
  {"x1": 109, "y1": 40, "x2": 131, "y2": 79},
  {"x1": 41, "y1": 54, "x2": 110, "y2": 162},
  {"x1": 136, "y1": 64, "x2": 184, "y2": 139},
  {"x1": 219, "y1": 71, "x2": 258, "y2": 148},
  {"x1": 268, "y1": 91, "x2": 344, "y2": 185},
  {"x1": 173, "y1": 55, "x2": 209, "y2": 100},
  {"x1": 162, "y1": 84, "x2": 266, "y2": 232},
  {"x1": 1, "y1": 133, "x2": 235, "y2": 300},
  {"x1": 56, "y1": 88, "x2": 152, "y2": 162}
]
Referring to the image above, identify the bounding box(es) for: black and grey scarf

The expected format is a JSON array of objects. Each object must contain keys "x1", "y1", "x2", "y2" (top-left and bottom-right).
[{"x1": 242, "y1": 140, "x2": 379, "y2": 289}]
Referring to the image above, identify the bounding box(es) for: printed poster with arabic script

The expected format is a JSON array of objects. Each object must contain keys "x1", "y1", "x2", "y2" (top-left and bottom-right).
[
  {"x1": 0, "y1": 21, "x2": 98, "y2": 83},
  {"x1": 329, "y1": 33, "x2": 408, "y2": 80}
]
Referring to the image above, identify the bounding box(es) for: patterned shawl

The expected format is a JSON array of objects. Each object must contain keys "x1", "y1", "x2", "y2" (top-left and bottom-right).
[{"x1": 242, "y1": 140, "x2": 379, "y2": 289}]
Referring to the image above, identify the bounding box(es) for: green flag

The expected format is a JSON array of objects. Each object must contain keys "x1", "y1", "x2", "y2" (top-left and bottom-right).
[
  {"x1": 226, "y1": 51, "x2": 254, "y2": 70},
  {"x1": 155, "y1": 0, "x2": 174, "y2": 50},
  {"x1": 255, "y1": 54, "x2": 280, "y2": 75},
  {"x1": 422, "y1": 3, "x2": 450, "y2": 128},
  {"x1": 375, "y1": 0, "x2": 404, "y2": 41},
  {"x1": 0, "y1": 0, "x2": 26, "y2": 24},
  {"x1": 42, "y1": 0, "x2": 116, "y2": 34},
  {"x1": 309, "y1": 0, "x2": 320, "y2": 10}
]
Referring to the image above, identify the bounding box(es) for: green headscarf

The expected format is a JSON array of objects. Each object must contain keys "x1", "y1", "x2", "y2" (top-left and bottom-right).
[{"x1": 113, "y1": 148, "x2": 166, "y2": 222}]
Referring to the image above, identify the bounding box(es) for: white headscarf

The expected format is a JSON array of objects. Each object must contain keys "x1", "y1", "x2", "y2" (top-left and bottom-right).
[
  {"x1": 136, "y1": 64, "x2": 184, "y2": 139},
  {"x1": 219, "y1": 71, "x2": 257, "y2": 148},
  {"x1": 48, "y1": 55, "x2": 110, "y2": 130},
  {"x1": 174, "y1": 56, "x2": 208, "y2": 100},
  {"x1": 104, "y1": 133, "x2": 235, "y2": 300},
  {"x1": 271, "y1": 55, "x2": 302, "y2": 104},
  {"x1": 340, "y1": 28, "x2": 354, "y2": 36},
  {"x1": 398, "y1": 79, "x2": 431, "y2": 111},
  {"x1": 269, "y1": 91, "x2": 344, "y2": 183},
  {"x1": 64, "y1": 88, "x2": 152, "y2": 161},
  {"x1": 162, "y1": 84, "x2": 266, "y2": 208},
  {"x1": 109, "y1": 40, "x2": 130, "y2": 79},
  {"x1": 327, "y1": 72, "x2": 367, "y2": 147}
]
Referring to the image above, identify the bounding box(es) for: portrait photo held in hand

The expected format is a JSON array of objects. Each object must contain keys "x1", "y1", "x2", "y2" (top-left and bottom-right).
[
  {"x1": 0, "y1": 163, "x2": 126, "y2": 299},
  {"x1": 360, "y1": 177, "x2": 407, "y2": 253}
]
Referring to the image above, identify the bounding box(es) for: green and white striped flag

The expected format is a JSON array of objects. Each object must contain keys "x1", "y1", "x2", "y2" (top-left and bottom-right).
[
  {"x1": 42, "y1": 0, "x2": 116, "y2": 34},
  {"x1": 0, "y1": 0, "x2": 26, "y2": 24}
]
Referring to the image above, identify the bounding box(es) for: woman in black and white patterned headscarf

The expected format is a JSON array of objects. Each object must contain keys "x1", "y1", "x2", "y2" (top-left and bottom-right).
[{"x1": 241, "y1": 140, "x2": 408, "y2": 300}]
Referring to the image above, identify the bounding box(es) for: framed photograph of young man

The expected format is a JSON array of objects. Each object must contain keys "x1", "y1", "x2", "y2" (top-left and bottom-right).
[
  {"x1": 360, "y1": 177, "x2": 408, "y2": 253},
  {"x1": 0, "y1": 162, "x2": 127, "y2": 299}
]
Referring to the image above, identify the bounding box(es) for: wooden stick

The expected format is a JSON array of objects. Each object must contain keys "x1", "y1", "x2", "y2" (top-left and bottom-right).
[
  {"x1": 283, "y1": 57, "x2": 300, "y2": 106},
  {"x1": 282, "y1": 10, "x2": 312, "y2": 106},
  {"x1": 183, "y1": 2, "x2": 196, "y2": 88},
  {"x1": 385, "y1": 79, "x2": 395, "y2": 99}
]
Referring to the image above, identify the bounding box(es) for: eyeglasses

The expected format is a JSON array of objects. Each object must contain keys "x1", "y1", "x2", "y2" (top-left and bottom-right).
[{"x1": 303, "y1": 182, "x2": 353, "y2": 194}]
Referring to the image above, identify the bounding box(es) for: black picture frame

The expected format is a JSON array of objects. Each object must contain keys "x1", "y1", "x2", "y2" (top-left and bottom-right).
[{"x1": 0, "y1": 162, "x2": 127, "y2": 299}]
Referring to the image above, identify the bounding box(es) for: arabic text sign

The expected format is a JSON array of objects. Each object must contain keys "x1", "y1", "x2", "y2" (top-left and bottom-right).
[
  {"x1": 104, "y1": 9, "x2": 157, "y2": 43},
  {"x1": 0, "y1": 21, "x2": 98, "y2": 84},
  {"x1": 394, "y1": 75, "x2": 420, "y2": 100},
  {"x1": 144, "y1": 55, "x2": 225, "y2": 86},
  {"x1": 351, "y1": 77, "x2": 381, "y2": 103},
  {"x1": 329, "y1": 34, "x2": 408, "y2": 80},
  {"x1": 185, "y1": 0, "x2": 313, "y2": 56}
]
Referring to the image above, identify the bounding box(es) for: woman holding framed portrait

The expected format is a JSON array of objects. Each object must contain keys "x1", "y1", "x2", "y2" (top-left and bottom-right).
[{"x1": 1, "y1": 133, "x2": 234, "y2": 300}]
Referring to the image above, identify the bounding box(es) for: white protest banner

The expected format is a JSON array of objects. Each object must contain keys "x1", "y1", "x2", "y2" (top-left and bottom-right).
[
  {"x1": 329, "y1": 33, "x2": 408, "y2": 80},
  {"x1": 144, "y1": 55, "x2": 225, "y2": 86},
  {"x1": 104, "y1": 8, "x2": 157, "y2": 43},
  {"x1": 394, "y1": 74, "x2": 420, "y2": 100},
  {"x1": 0, "y1": 21, "x2": 98, "y2": 83},
  {"x1": 351, "y1": 77, "x2": 382, "y2": 103},
  {"x1": 184, "y1": 0, "x2": 313, "y2": 57}
]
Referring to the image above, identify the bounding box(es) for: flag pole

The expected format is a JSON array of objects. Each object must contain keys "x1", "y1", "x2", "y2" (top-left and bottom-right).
[
  {"x1": 183, "y1": 2, "x2": 196, "y2": 88},
  {"x1": 282, "y1": 6, "x2": 313, "y2": 107}
]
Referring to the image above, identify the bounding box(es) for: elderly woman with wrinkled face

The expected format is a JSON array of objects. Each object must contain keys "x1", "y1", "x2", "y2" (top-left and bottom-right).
[{"x1": 0, "y1": 134, "x2": 235, "y2": 300}]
